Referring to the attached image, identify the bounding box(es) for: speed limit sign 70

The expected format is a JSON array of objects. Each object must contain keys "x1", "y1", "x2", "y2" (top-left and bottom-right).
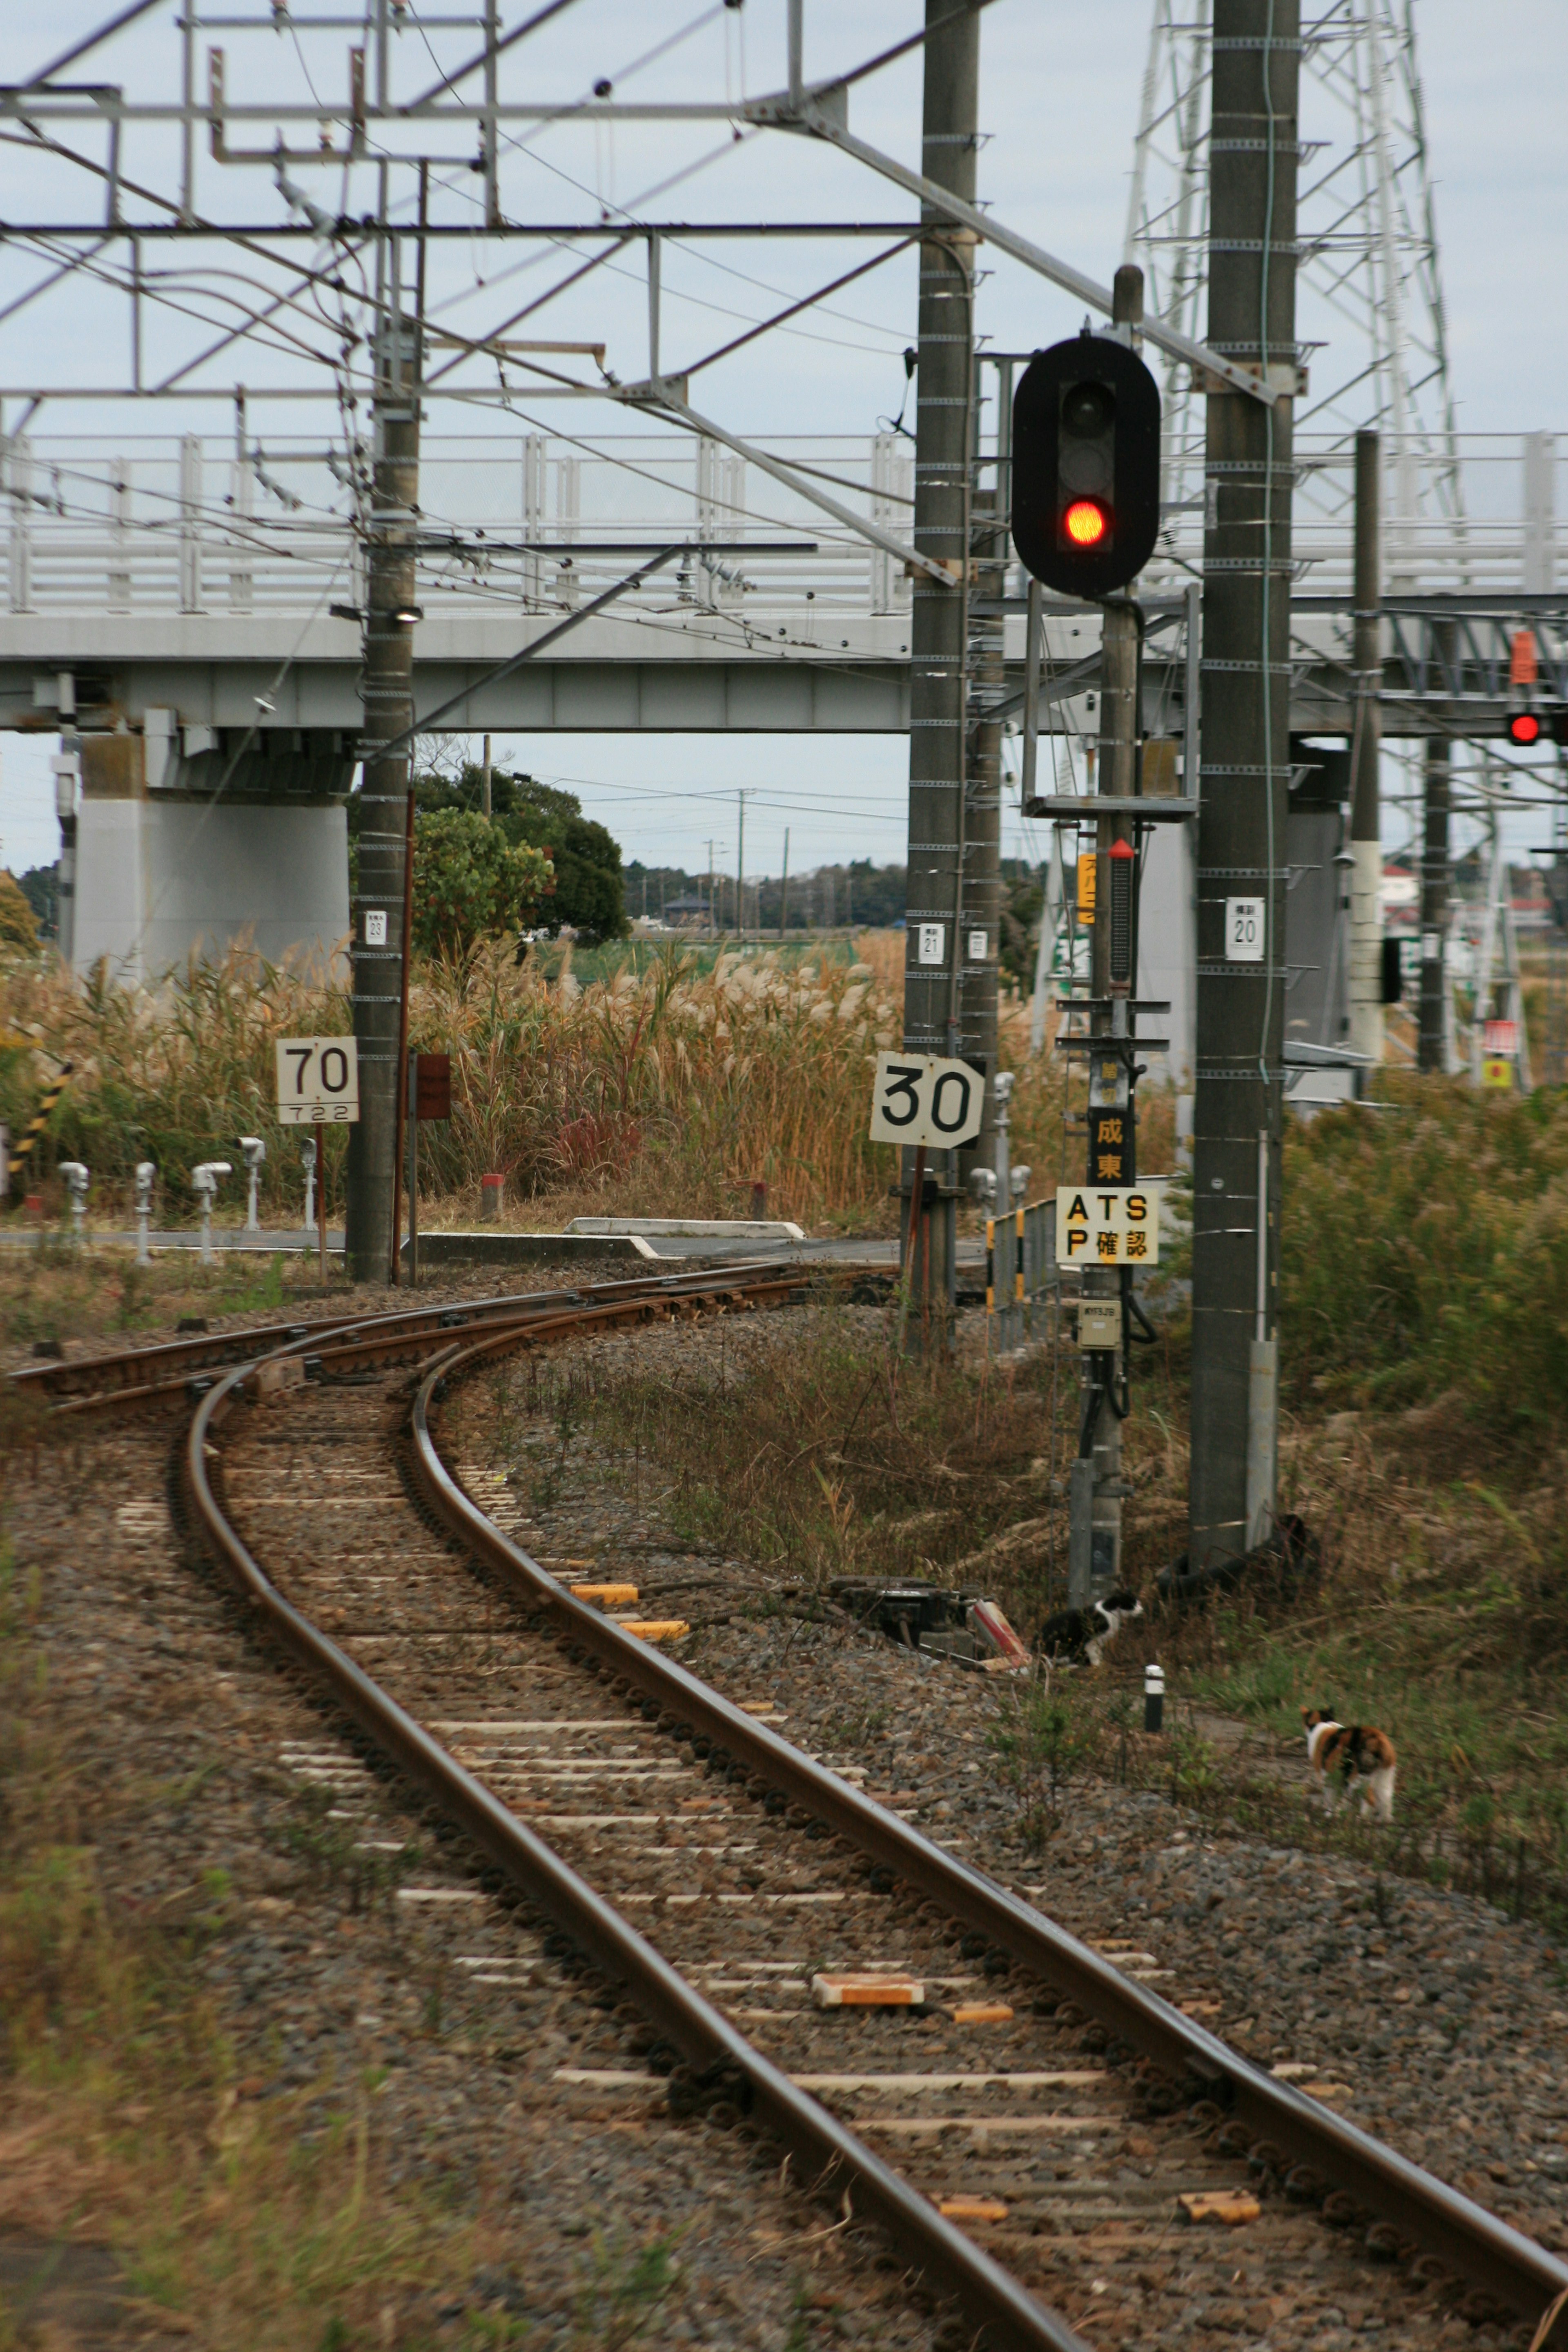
[
  {"x1": 868, "y1": 1051, "x2": 985, "y2": 1149},
  {"x1": 276, "y1": 1036, "x2": 360, "y2": 1125}
]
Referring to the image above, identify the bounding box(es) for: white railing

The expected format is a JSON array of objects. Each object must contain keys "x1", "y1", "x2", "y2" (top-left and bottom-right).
[
  {"x1": 0, "y1": 429, "x2": 915, "y2": 625},
  {"x1": 0, "y1": 427, "x2": 1557, "y2": 627}
]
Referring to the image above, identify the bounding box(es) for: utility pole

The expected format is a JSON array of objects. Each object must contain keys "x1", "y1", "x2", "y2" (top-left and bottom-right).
[
  {"x1": 737, "y1": 789, "x2": 746, "y2": 941},
  {"x1": 1347, "y1": 430, "x2": 1383, "y2": 1068},
  {"x1": 1419, "y1": 617, "x2": 1456, "y2": 1071},
  {"x1": 347, "y1": 212, "x2": 421, "y2": 1285},
  {"x1": 1188, "y1": 0, "x2": 1301, "y2": 1568},
  {"x1": 780, "y1": 826, "x2": 790, "y2": 940},
  {"x1": 964, "y1": 349, "x2": 1007, "y2": 1183},
  {"x1": 706, "y1": 839, "x2": 715, "y2": 936},
  {"x1": 481, "y1": 731, "x2": 493, "y2": 819},
  {"x1": 901, "y1": 0, "x2": 980, "y2": 1347}
]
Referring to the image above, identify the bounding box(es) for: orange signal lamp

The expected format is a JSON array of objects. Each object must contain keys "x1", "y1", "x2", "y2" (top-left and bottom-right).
[
  {"x1": 1064, "y1": 498, "x2": 1108, "y2": 548},
  {"x1": 1508, "y1": 710, "x2": 1543, "y2": 747}
]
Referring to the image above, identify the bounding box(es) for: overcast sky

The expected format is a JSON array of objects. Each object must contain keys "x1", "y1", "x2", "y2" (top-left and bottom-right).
[{"x1": 2, "y1": 0, "x2": 1564, "y2": 882}]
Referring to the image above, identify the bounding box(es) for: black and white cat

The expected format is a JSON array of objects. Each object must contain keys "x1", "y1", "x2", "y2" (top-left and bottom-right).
[{"x1": 1036, "y1": 1589, "x2": 1144, "y2": 1667}]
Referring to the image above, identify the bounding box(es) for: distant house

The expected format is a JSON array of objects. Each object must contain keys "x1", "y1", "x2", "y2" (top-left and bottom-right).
[{"x1": 665, "y1": 892, "x2": 712, "y2": 928}]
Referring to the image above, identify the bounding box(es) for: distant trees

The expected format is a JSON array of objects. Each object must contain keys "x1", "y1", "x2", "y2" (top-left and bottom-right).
[
  {"x1": 0, "y1": 872, "x2": 39, "y2": 950},
  {"x1": 412, "y1": 764, "x2": 628, "y2": 945},
  {"x1": 16, "y1": 864, "x2": 57, "y2": 941},
  {"x1": 411, "y1": 810, "x2": 553, "y2": 960}
]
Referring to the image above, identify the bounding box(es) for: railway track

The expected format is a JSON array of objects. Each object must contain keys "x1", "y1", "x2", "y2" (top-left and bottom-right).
[{"x1": 27, "y1": 1269, "x2": 1568, "y2": 2350}]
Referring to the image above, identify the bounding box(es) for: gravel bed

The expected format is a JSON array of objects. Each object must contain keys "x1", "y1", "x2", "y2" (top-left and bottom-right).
[
  {"x1": 5, "y1": 1392, "x2": 945, "y2": 2349},
  {"x1": 448, "y1": 1302, "x2": 1568, "y2": 2350}
]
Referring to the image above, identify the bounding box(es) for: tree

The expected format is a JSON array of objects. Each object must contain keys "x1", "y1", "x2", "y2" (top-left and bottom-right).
[
  {"x1": 412, "y1": 808, "x2": 553, "y2": 959},
  {"x1": 410, "y1": 763, "x2": 628, "y2": 945},
  {"x1": 17, "y1": 864, "x2": 57, "y2": 941},
  {"x1": 0, "y1": 871, "x2": 40, "y2": 951}
]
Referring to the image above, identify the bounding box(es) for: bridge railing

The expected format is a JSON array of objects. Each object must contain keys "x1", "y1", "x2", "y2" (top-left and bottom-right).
[
  {"x1": 0, "y1": 427, "x2": 1557, "y2": 624},
  {"x1": 0, "y1": 429, "x2": 916, "y2": 624}
]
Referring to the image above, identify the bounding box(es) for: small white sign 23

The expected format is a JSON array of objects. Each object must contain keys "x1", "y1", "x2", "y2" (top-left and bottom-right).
[
  {"x1": 276, "y1": 1036, "x2": 361, "y2": 1125},
  {"x1": 868, "y1": 1051, "x2": 985, "y2": 1150}
]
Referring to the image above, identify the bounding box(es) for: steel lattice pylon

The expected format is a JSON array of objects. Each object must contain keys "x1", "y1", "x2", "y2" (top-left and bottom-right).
[{"x1": 1125, "y1": 0, "x2": 1466, "y2": 567}]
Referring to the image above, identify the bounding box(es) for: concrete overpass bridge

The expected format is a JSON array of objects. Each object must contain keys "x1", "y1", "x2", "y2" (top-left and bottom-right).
[{"x1": 1, "y1": 421, "x2": 1561, "y2": 973}]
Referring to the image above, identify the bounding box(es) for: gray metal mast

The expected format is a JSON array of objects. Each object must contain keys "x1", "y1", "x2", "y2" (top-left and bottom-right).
[
  {"x1": 1188, "y1": 0, "x2": 1301, "y2": 1570},
  {"x1": 345, "y1": 218, "x2": 421, "y2": 1282},
  {"x1": 901, "y1": 0, "x2": 980, "y2": 1341}
]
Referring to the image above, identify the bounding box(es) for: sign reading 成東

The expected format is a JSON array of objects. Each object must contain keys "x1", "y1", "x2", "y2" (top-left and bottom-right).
[{"x1": 1055, "y1": 1184, "x2": 1162, "y2": 1267}]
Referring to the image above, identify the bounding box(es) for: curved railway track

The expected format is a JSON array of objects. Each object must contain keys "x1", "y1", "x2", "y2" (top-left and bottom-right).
[{"x1": 25, "y1": 1269, "x2": 1568, "y2": 2351}]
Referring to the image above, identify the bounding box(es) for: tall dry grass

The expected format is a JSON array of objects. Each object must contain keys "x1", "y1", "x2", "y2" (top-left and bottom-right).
[{"x1": 0, "y1": 927, "x2": 1184, "y2": 1229}]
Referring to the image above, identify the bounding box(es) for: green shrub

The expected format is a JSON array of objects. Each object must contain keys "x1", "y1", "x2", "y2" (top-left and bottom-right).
[{"x1": 1280, "y1": 1077, "x2": 1568, "y2": 1432}]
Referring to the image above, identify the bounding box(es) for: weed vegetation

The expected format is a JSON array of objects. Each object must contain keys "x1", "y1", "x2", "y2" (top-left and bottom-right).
[
  {"x1": 0, "y1": 928, "x2": 1172, "y2": 1237},
  {"x1": 1281, "y1": 1077, "x2": 1568, "y2": 1434},
  {"x1": 0, "y1": 1553, "x2": 472, "y2": 2346}
]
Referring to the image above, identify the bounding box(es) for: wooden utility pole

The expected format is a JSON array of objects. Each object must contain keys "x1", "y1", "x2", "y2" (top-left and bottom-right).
[
  {"x1": 1188, "y1": 0, "x2": 1301, "y2": 1567},
  {"x1": 901, "y1": 0, "x2": 980, "y2": 1348}
]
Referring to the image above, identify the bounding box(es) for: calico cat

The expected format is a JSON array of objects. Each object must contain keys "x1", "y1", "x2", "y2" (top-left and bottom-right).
[
  {"x1": 1036, "y1": 1590, "x2": 1144, "y2": 1668},
  {"x1": 1302, "y1": 1706, "x2": 1396, "y2": 1823}
]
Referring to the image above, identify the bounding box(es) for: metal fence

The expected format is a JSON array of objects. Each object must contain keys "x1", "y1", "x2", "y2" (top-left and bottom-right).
[
  {"x1": 0, "y1": 427, "x2": 915, "y2": 622},
  {"x1": 984, "y1": 1197, "x2": 1056, "y2": 1354},
  {"x1": 0, "y1": 426, "x2": 1557, "y2": 624}
]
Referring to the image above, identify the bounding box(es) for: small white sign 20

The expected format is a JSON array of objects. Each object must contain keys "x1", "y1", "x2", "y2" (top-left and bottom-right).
[
  {"x1": 276, "y1": 1036, "x2": 361, "y2": 1125},
  {"x1": 1225, "y1": 896, "x2": 1266, "y2": 962},
  {"x1": 868, "y1": 1051, "x2": 985, "y2": 1150}
]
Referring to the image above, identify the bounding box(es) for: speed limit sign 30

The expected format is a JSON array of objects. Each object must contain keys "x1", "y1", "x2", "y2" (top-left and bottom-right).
[
  {"x1": 276, "y1": 1036, "x2": 361, "y2": 1125},
  {"x1": 868, "y1": 1051, "x2": 985, "y2": 1149}
]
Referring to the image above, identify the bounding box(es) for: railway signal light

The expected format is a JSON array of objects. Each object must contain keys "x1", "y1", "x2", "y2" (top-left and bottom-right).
[
  {"x1": 1011, "y1": 331, "x2": 1161, "y2": 598},
  {"x1": 1508, "y1": 710, "x2": 1543, "y2": 747}
]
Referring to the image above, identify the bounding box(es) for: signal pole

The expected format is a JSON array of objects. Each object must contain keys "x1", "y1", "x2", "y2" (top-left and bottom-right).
[
  {"x1": 1069, "y1": 265, "x2": 1146, "y2": 1607},
  {"x1": 1418, "y1": 617, "x2": 1456, "y2": 1072},
  {"x1": 1188, "y1": 0, "x2": 1301, "y2": 1569},
  {"x1": 900, "y1": 0, "x2": 980, "y2": 1348},
  {"x1": 1347, "y1": 430, "x2": 1384, "y2": 1067},
  {"x1": 346, "y1": 216, "x2": 421, "y2": 1284}
]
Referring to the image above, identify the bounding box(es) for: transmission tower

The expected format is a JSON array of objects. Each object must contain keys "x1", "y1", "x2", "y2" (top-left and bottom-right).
[{"x1": 1126, "y1": 0, "x2": 1465, "y2": 565}]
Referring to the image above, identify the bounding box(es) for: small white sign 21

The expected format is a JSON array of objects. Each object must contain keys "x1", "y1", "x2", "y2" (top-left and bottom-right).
[
  {"x1": 276, "y1": 1036, "x2": 361, "y2": 1125},
  {"x1": 868, "y1": 1051, "x2": 985, "y2": 1150}
]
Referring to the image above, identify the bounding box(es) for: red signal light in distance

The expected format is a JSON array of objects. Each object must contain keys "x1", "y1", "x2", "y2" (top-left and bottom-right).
[
  {"x1": 1064, "y1": 498, "x2": 1109, "y2": 548},
  {"x1": 1508, "y1": 711, "x2": 1542, "y2": 747}
]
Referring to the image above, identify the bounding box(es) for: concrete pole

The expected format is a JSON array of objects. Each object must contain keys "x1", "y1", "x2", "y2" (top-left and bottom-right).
[
  {"x1": 901, "y1": 0, "x2": 980, "y2": 1348},
  {"x1": 1347, "y1": 430, "x2": 1384, "y2": 1067},
  {"x1": 960, "y1": 351, "x2": 1009, "y2": 1185},
  {"x1": 1188, "y1": 0, "x2": 1300, "y2": 1570},
  {"x1": 481, "y1": 732, "x2": 492, "y2": 818},
  {"x1": 1418, "y1": 619, "x2": 1456, "y2": 1073},
  {"x1": 347, "y1": 234, "x2": 421, "y2": 1281}
]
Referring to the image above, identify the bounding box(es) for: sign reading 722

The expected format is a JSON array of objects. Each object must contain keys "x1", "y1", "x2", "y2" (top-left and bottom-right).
[
  {"x1": 275, "y1": 1036, "x2": 361, "y2": 1126},
  {"x1": 868, "y1": 1051, "x2": 985, "y2": 1150}
]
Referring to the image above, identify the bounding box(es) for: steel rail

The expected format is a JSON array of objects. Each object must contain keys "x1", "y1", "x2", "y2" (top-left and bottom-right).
[
  {"x1": 181, "y1": 1294, "x2": 1087, "y2": 2352},
  {"x1": 12, "y1": 1258, "x2": 824, "y2": 1412},
  {"x1": 409, "y1": 1329, "x2": 1568, "y2": 2334}
]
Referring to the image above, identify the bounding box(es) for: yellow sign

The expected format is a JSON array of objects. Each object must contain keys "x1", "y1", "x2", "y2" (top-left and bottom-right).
[
  {"x1": 1482, "y1": 1056, "x2": 1515, "y2": 1091},
  {"x1": 1076, "y1": 852, "x2": 1096, "y2": 927},
  {"x1": 1055, "y1": 1184, "x2": 1163, "y2": 1267}
]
